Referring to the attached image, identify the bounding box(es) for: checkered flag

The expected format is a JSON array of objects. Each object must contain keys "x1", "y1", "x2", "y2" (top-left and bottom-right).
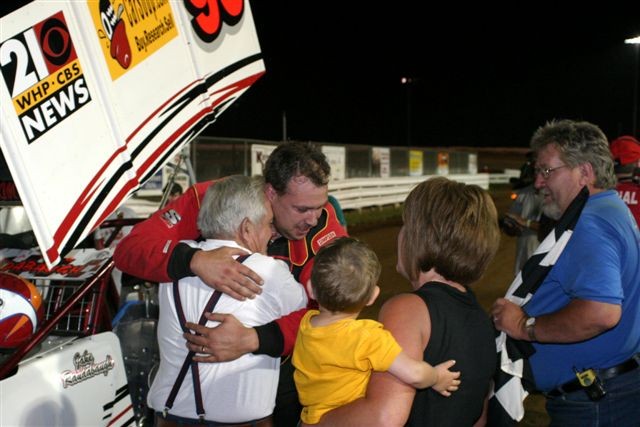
[{"x1": 487, "y1": 187, "x2": 589, "y2": 425}]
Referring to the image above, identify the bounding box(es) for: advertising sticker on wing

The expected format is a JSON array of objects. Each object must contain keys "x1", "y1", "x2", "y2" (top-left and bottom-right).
[
  {"x1": 88, "y1": 0, "x2": 178, "y2": 80},
  {"x1": 1, "y1": 11, "x2": 92, "y2": 143}
]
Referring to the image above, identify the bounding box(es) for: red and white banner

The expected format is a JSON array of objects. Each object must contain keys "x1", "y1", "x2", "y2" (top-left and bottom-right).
[{"x1": 0, "y1": 0, "x2": 265, "y2": 268}]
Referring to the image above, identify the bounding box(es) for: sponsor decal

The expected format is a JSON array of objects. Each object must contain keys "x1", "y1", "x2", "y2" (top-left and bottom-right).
[
  {"x1": 160, "y1": 208, "x2": 181, "y2": 228},
  {"x1": 61, "y1": 350, "x2": 115, "y2": 388},
  {"x1": 0, "y1": 248, "x2": 112, "y2": 280},
  {"x1": 316, "y1": 231, "x2": 336, "y2": 248},
  {"x1": 618, "y1": 190, "x2": 638, "y2": 205},
  {"x1": 89, "y1": 0, "x2": 178, "y2": 80},
  {"x1": 183, "y1": 0, "x2": 244, "y2": 43},
  {"x1": 0, "y1": 11, "x2": 92, "y2": 143}
]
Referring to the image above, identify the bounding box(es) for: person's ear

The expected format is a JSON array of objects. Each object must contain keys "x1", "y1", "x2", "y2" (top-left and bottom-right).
[
  {"x1": 305, "y1": 279, "x2": 316, "y2": 300},
  {"x1": 240, "y1": 217, "x2": 253, "y2": 239},
  {"x1": 578, "y1": 163, "x2": 595, "y2": 186},
  {"x1": 265, "y1": 184, "x2": 277, "y2": 202},
  {"x1": 365, "y1": 285, "x2": 380, "y2": 307}
]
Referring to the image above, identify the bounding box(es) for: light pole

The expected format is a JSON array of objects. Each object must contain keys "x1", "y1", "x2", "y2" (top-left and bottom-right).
[
  {"x1": 626, "y1": 36, "x2": 640, "y2": 137},
  {"x1": 282, "y1": 110, "x2": 288, "y2": 141},
  {"x1": 401, "y1": 77, "x2": 413, "y2": 147}
]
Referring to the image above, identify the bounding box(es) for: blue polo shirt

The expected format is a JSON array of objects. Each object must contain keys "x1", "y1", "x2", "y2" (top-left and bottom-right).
[{"x1": 524, "y1": 190, "x2": 640, "y2": 391}]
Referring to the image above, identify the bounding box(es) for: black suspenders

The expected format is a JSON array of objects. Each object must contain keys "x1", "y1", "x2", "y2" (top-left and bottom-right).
[{"x1": 163, "y1": 253, "x2": 252, "y2": 420}]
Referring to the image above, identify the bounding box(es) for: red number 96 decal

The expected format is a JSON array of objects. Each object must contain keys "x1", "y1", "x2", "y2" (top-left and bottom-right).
[{"x1": 183, "y1": 0, "x2": 244, "y2": 43}]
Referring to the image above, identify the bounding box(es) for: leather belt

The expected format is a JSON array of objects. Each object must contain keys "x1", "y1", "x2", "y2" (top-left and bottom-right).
[
  {"x1": 156, "y1": 414, "x2": 273, "y2": 427},
  {"x1": 547, "y1": 354, "x2": 640, "y2": 397}
]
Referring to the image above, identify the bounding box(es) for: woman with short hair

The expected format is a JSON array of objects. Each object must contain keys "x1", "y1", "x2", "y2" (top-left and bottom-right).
[{"x1": 315, "y1": 177, "x2": 500, "y2": 426}]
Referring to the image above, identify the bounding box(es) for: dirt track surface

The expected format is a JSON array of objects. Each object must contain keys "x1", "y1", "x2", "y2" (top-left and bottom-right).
[{"x1": 351, "y1": 184, "x2": 549, "y2": 426}]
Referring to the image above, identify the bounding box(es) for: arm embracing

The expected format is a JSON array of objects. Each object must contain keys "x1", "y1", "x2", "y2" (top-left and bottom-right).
[
  {"x1": 113, "y1": 182, "x2": 206, "y2": 282},
  {"x1": 114, "y1": 181, "x2": 263, "y2": 298}
]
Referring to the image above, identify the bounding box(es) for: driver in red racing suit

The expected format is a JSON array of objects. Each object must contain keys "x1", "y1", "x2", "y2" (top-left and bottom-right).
[{"x1": 113, "y1": 141, "x2": 347, "y2": 426}]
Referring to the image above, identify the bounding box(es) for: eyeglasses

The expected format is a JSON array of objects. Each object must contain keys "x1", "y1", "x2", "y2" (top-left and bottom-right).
[{"x1": 534, "y1": 165, "x2": 568, "y2": 179}]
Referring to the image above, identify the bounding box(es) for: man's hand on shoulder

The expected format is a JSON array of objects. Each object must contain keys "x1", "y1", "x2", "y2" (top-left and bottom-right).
[
  {"x1": 190, "y1": 246, "x2": 264, "y2": 300},
  {"x1": 185, "y1": 313, "x2": 259, "y2": 362}
]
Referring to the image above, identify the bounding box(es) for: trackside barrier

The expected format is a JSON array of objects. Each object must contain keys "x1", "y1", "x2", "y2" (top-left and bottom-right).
[
  {"x1": 489, "y1": 169, "x2": 521, "y2": 185},
  {"x1": 328, "y1": 174, "x2": 491, "y2": 210},
  {"x1": 125, "y1": 172, "x2": 513, "y2": 215}
]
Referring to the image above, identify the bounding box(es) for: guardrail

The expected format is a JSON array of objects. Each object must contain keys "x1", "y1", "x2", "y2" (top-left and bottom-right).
[
  {"x1": 489, "y1": 168, "x2": 520, "y2": 185},
  {"x1": 329, "y1": 174, "x2": 492, "y2": 210},
  {"x1": 125, "y1": 171, "x2": 518, "y2": 215}
]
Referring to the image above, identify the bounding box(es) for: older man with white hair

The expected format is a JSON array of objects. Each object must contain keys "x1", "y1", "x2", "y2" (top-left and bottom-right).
[{"x1": 148, "y1": 175, "x2": 307, "y2": 427}]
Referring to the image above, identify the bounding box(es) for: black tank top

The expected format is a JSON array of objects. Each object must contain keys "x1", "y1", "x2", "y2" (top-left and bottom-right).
[{"x1": 407, "y1": 282, "x2": 496, "y2": 427}]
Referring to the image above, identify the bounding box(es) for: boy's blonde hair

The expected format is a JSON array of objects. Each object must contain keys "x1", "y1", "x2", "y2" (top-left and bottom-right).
[{"x1": 310, "y1": 237, "x2": 380, "y2": 313}]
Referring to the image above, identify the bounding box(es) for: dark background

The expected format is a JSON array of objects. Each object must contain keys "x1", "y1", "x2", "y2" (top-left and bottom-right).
[
  {"x1": 1, "y1": 2, "x2": 639, "y2": 148},
  {"x1": 209, "y1": 3, "x2": 640, "y2": 148}
]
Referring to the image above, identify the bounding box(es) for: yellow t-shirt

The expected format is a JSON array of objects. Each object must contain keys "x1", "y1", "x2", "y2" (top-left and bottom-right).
[{"x1": 292, "y1": 310, "x2": 403, "y2": 424}]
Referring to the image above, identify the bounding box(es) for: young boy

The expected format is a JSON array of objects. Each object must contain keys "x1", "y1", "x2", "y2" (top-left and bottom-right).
[{"x1": 292, "y1": 237, "x2": 460, "y2": 424}]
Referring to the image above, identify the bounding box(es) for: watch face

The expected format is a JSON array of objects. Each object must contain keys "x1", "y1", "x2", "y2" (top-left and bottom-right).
[{"x1": 525, "y1": 317, "x2": 536, "y2": 327}]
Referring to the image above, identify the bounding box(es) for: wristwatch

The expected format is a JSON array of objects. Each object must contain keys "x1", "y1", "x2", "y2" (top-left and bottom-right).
[{"x1": 525, "y1": 316, "x2": 537, "y2": 341}]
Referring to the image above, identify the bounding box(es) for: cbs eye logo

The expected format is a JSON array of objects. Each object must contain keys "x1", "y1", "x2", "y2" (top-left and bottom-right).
[
  {"x1": 0, "y1": 13, "x2": 77, "y2": 98},
  {"x1": 183, "y1": 0, "x2": 244, "y2": 43},
  {"x1": 0, "y1": 11, "x2": 91, "y2": 142}
]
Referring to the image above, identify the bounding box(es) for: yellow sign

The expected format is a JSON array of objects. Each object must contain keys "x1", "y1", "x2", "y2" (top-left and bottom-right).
[
  {"x1": 87, "y1": 0, "x2": 178, "y2": 80},
  {"x1": 409, "y1": 149, "x2": 423, "y2": 176}
]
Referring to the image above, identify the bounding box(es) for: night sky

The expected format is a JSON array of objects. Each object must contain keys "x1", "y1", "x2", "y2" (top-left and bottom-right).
[
  {"x1": 209, "y1": 3, "x2": 640, "y2": 148},
  {"x1": 1, "y1": 2, "x2": 638, "y2": 148}
]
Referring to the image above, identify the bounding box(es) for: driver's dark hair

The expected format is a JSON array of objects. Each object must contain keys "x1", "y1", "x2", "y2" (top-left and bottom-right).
[{"x1": 263, "y1": 141, "x2": 330, "y2": 194}]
